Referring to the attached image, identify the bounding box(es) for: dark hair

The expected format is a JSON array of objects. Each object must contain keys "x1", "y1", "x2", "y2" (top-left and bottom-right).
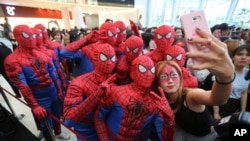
[
  {"x1": 210, "y1": 24, "x2": 219, "y2": 33},
  {"x1": 232, "y1": 44, "x2": 250, "y2": 57},
  {"x1": 245, "y1": 64, "x2": 250, "y2": 80},
  {"x1": 231, "y1": 44, "x2": 250, "y2": 80},
  {"x1": 69, "y1": 30, "x2": 79, "y2": 43},
  {"x1": 142, "y1": 32, "x2": 154, "y2": 49},
  {"x1": 105, "y1": 18, "x2": 113, "y2": 23},
  {"x1": 218, "y1": 23, "x2": 229, "y2": 31}
]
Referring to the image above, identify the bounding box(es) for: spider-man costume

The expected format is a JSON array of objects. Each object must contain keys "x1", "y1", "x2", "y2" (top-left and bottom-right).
[
  {"x1": 34, "y1": 24, "x2": 67, "y2": 92},
  {"x1": 164, "y1": 45, "x2": 198, "y2": 88},
  {"x1": 60, "y1": 22, "x2": 117, "y2": 76},
  {"x1": 95, "y1": 55, "x2": 175, "y2": 141},
  {"x1": 113, "y1": 20, "x2": 126, "y2": 59},
  {"x1": 114, "y1": 35, "x2": 143, "y2": 85},
  {"x1": 146, "y1": 25, "x2": 175, "y2": 64},
  {"x1": 34, "y1": 24, "x2": 62, "y2": 61},
  {"x1": 32, "y1": 27, "x2": 67, "y2": 93},
  {"x1": 4, "y1": 25, "x2": 63, "y2": 141},
  {"x1": 63, "y1": 43, "x2": 117, "y2": 141}
]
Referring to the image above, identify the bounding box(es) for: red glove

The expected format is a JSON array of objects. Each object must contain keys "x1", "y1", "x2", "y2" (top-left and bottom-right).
[
  {"x1": 32, "y1": 106, "x2": 48, "y2": 119},
  {"x1": 96, "y1": 74, "x2": 117, "y2": 99},
  {"x1": 150, "y1": 87, "x2": 175, "y2": 121},
  {"x1": 129, "y1": 19, "x2": 141, "y2": 37}
]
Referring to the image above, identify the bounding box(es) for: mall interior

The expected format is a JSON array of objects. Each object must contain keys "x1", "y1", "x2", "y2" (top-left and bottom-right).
[{"x1": 0, "y1": 0, "x2": 250, "y2": 141}]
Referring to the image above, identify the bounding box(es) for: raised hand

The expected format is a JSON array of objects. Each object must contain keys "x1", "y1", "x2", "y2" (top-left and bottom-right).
[
  {"x1": 96, "y1": 73, "x2": 117, "y2": 98},
  {"x1": 186, "y1": 28, "x2": 234, "y2": 80},
  {"x1": 129, "y1": 19, "x2": 141, "y2": 37},
  {"x1": 150, "y1": 87, "x2": 174, "y2": 121}
]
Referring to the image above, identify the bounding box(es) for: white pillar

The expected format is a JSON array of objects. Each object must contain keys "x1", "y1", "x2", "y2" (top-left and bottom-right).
[
  {"x1": 61, "y1": 7, "x2": 71, "y2": 30},
  {"x1": 72, "y1": 5, "x2": 85, "y2": 29}
]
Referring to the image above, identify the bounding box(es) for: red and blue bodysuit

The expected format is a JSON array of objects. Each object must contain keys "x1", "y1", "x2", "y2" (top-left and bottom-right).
[
  {"x1": 4, "y1": 25, "x2": 63, "y2": 141},
  {"x1": 63, "y1": 43, "x2": 117, "y2": 141},
  {"x1": 34, "y1": 24, "x2": 67, "y2": 92},
  {"x1": 60, "y1": 22, "x2": 118, "y2": 77},
  {"x1": 95, "y1": 55, "x2": 175, "y2": 141}
]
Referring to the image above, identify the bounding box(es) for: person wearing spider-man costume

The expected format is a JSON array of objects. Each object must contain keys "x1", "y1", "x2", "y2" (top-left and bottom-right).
[
  {"x1": 146, "y1": 24, "x2": 175, "y2": 64},
  {"x1": 63, "y1": 43, "x2": 117, "y2": 141},
  {"x1": 60, "y1": 21, "x2": 117, "y2": 77},
  {"x1": 32, "y1": 27, "x2": 67, "y2": 123},
  {"x1": 94, "y1": 55, "x2": 175, "y2": 141},
  {"x1": 114, "y1": 35, "x2": 143, "y2": 85},
  {"x1": 4, "y1": 25, "x2": 69, "y2": 141},
  {"x1": 164, "y1": 45, "x2": 198, "y2": 88},
  {"x1": 34, "y1": 24, "x2": 67, "y2": 92},
  {"x1": 113, "y1": 20, "x2": 127, "y2": 59}
]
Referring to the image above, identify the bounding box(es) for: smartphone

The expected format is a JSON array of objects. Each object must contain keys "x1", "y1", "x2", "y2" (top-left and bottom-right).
[{"x1": 180, "y1": 10, "x2": 211, "y2": 65}]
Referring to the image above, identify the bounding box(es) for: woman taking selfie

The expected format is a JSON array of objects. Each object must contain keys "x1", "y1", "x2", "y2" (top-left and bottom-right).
[{"x1": 153, "y1": 28, "x2": 235, "y2": 141}]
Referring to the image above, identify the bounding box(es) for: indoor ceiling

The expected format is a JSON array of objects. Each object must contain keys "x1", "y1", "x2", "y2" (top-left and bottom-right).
[{"x1": 0, "y1": 0, "x2": 133, "y2": 15}]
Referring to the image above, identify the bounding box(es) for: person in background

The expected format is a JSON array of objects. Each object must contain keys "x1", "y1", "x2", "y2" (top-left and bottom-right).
[
  {"x1": 213, "y1": 44, "x2": 250, "y2": 120},
  {"x1": 0, "y1": 25, "x2": 13, "y2": 52},
  {"x1": 218, "y1": 23, "x2": 230, "y2": 40},
  {"x1": 52, "y1": 30, "x2": 64, "y2": 47},
  {"x1": 142, "y1": 32, "x2": 154, "y2": 54},
  {"x1": 154, "y1": 28, "x2": 234, "y2": 141},
  {"x1": 4, "y1": 25, "x2": 70, "y2": 141},
  {"x1": 105, "y1": 18, "x2": 113, "y2": 23},
  {"x1": 0, "y1": 25, "x2": 21, "y2": 98},
  {"x1": 240, "y1": 29, "x2": 250, "y2": 45},
  {"x1": 210, "y1": 24, "x2": 220, "y2": 39},
  {"x1": 174, "y1": 27, "x2": 184, "y2": 40},
  {"x1": 3, "y1": 17, "x2": 11, "y2": 39},
  {"x1": 8, "y1": 31, "x2": 18, "y2": 51}
]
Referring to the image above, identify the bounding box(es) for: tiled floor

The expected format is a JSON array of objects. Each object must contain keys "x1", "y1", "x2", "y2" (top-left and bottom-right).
[{"x1": 0, "y1": 75, "x2": 77, "y2": 141}]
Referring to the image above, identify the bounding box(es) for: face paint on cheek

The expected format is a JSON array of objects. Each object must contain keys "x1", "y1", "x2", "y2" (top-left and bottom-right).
[{"x1": 159, "y1": 65, "x2": 180, "y2": 83}]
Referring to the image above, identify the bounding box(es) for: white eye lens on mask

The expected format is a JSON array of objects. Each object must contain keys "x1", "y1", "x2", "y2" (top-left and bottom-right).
[
  {"x1": 166, "y1": 32, "x2": 172, "y2": 39},
  {"x1": 157, "y1": 34, "x2": 163, "y2": 39},
  {"x1": 100, "y1": 53, "x2": 107, "y2": 61},
  {"x1": 22, "y1": 32, "x2": 30, "y2": 38},
  {"x1": 138, "y1": 64, "x2": 147, "y2": 73},
  {"x1": 166, "y1": 55, "x2": 173, "y2": 61}
]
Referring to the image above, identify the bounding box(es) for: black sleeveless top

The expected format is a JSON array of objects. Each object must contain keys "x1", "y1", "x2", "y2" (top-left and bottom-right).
[{"x1": 171, "y1": 95, "x2": 212, "y2": 136}]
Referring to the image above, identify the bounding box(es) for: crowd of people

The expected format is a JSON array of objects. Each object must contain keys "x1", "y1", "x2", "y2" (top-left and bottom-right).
[{"x1": 0, "y1": 16, "x2": 249, "y2": 141}]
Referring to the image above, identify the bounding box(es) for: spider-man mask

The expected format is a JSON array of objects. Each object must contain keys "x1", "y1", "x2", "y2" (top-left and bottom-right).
[
  {"x1": 35, "y1": 24, "x2": 49, "y2": 43},
  {"x1": 99, "y1": 22, "x2": 117, "y2": 47},
  {"x1": 114, "y1": 20, "x2": 126, "y2": 44},
  {"x1": 13, "y1": 25, "x2": 36, "y2": 49},
  {"x1": 165, "y1": 45, "x2": 186, "y2": 67},
  {"x1": 32, "y1": 27, "x2": 43, "y2": 47},
  {"x1": 130, "y1": 55, "x2": 155, "y2": 88},
  {"x1": 125, "y1": 35, "x2": 143, "y2": 62},
  {"x1": 92, "y1": 43, "x2": 116, "y2": 74},
  {"x1": 154, "y1": 25, "x2": 175, "y2": 51}
]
